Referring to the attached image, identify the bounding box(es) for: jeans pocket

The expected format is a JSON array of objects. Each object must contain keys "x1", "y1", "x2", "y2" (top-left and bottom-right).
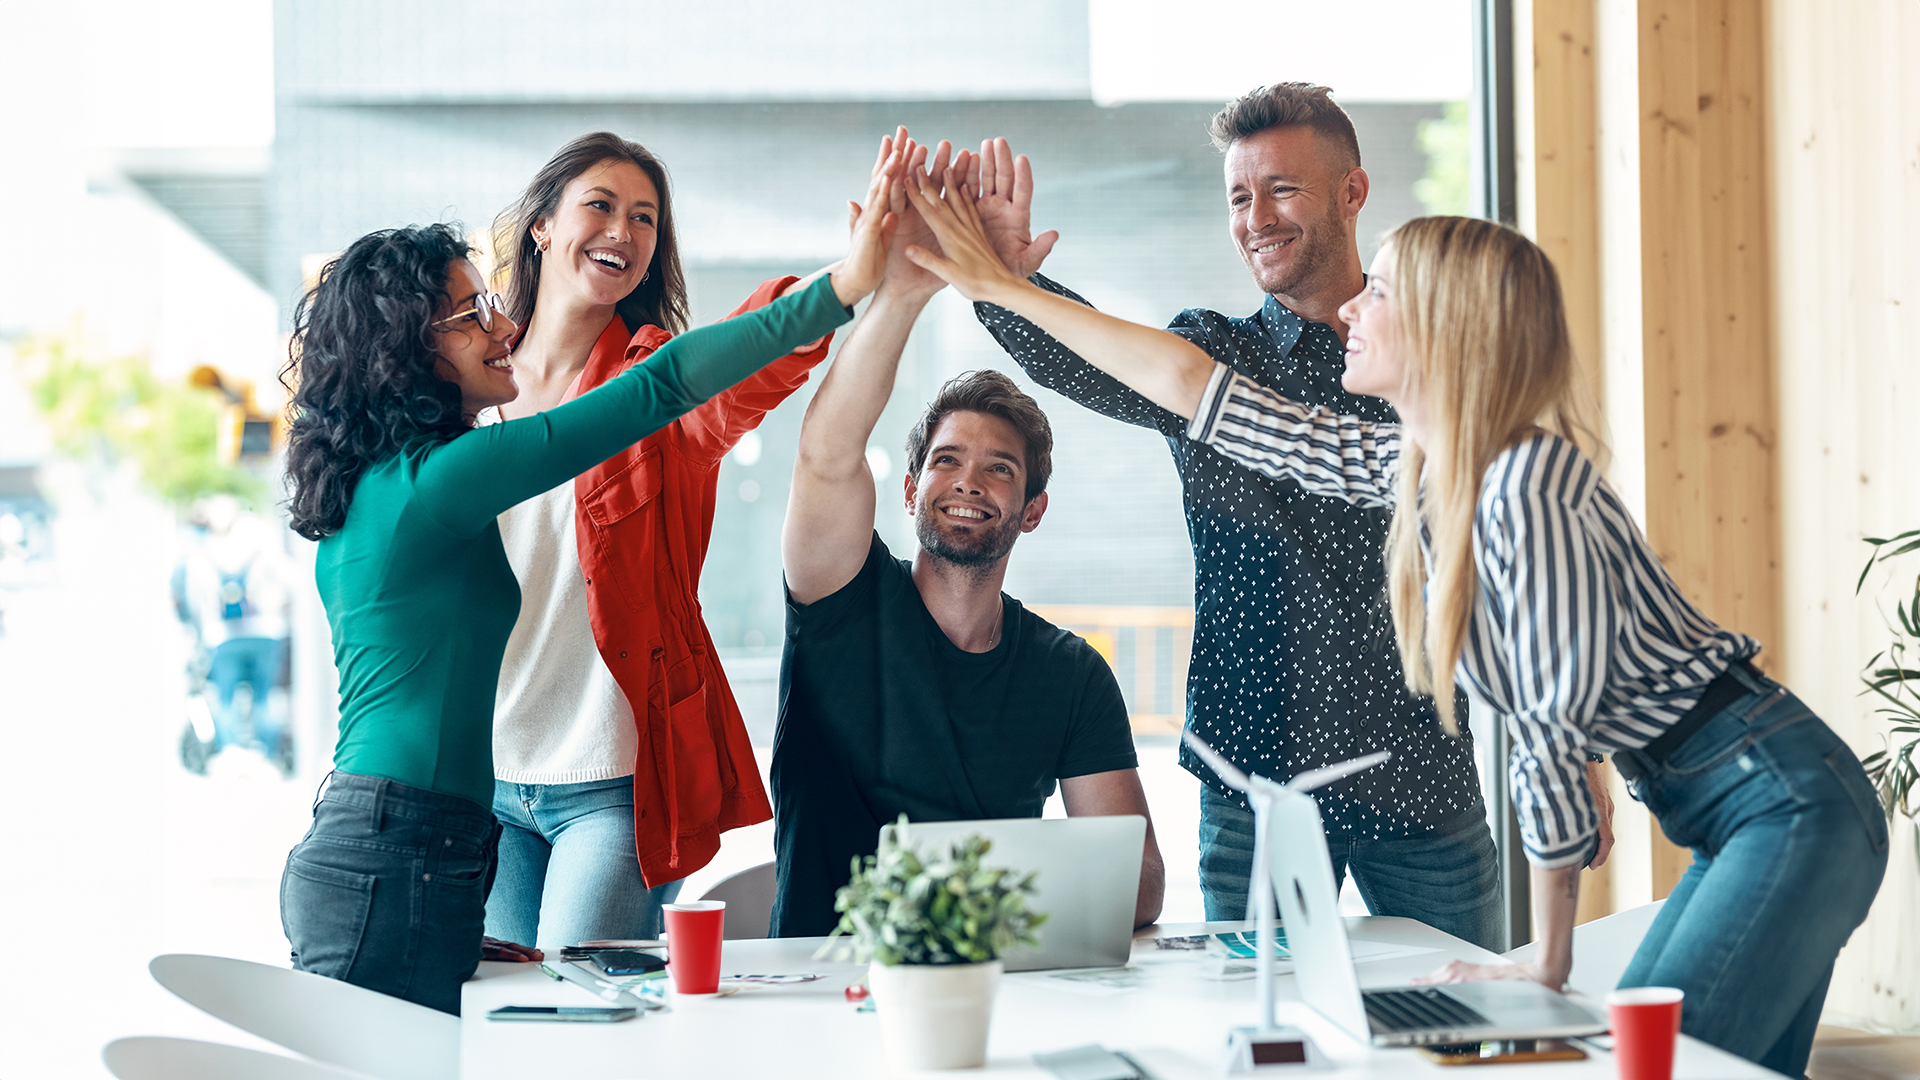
[
  {"x1": 282, "y1": 848, "x2": 376, "y2": 980},
  {"x1": 1827, "y1": 747, "x2": 1892, "y2": 855},
  {"x1": 433, "y1": 832, "x2": 492, "y2": 887}
]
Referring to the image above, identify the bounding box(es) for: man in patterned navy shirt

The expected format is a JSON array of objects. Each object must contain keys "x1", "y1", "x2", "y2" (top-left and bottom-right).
[{"x1": 972, "y1": 83, "x2": 1547, "y2": 948}]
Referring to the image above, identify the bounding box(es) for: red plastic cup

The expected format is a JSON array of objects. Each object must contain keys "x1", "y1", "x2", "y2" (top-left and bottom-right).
[
  {"x1": 1608, "y1": 986, "x2": 1684, "y2": 1080},
  {"x1": 664, "y1": 901, "x2": 727, "y2": 996}
]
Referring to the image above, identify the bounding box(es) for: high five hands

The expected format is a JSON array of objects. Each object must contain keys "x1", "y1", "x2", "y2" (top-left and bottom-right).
[
  {"x1": 834, "y1": 129, "x2": 1055, "y2": 306},
  {"x1": 900, "y1": 150, "x2": 1040, "y2": 306},
  {"x1": 858, "y1": 127, "x2": 955, "y2": 301},
  {"x1": 967, "y1": 137, "x2": 1058, "y2": 280},
  {"x1": 830, "y1": 137, "x2": 905, "y2": 308}
]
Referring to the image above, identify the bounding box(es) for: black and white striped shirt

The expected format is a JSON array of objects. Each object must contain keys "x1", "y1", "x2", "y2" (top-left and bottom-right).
[{"x1": 1191, "y1": 367, "x2": 1760, "y2": 868}]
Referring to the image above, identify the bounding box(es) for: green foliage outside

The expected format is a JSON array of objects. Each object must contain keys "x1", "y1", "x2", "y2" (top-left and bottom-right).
[
  {"x1": 1416, "y1": 101, "x2": 1472, "y2": 217},
  {"x1": 15, "y1": 334, "x2": 263, "y2": 510},
  {"x1": 817, "y1": 816, "x2": 1045, "y2": 966},
  {"x1": 1857, "y1": 530, "x2": 1920, "y2": 826}
]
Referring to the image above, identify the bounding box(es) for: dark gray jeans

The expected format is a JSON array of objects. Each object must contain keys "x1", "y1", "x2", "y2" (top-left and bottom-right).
[{"x1": 280, "y1": 771, "x2": 500, "y2": 1015}]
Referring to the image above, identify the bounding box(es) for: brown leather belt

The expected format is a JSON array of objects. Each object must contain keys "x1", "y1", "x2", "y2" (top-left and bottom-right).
[{"x1": 1614, "y1": 659, "x2": 1762, "y2": 782}]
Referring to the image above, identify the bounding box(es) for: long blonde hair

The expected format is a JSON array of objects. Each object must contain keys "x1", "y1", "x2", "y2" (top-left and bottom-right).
[{"x1": 1382, "y1": 216, "x2": 1603, "y2": 735}]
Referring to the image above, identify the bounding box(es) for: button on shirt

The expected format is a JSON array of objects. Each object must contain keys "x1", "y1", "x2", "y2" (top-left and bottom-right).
[{"x1": 977, "y1": 277, "x2": 1483, "y2": 838}]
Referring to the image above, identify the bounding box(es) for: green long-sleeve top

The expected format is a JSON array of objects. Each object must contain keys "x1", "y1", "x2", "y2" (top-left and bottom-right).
[{"x1": 315, "y1": 274, "x2": 851, "y2": 807}]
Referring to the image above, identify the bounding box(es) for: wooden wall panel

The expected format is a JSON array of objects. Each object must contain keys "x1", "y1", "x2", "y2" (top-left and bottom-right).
[
  {"x1": 1692, "y1": 1, "x2": 1780, "y2": 675},
  {"x1": 1769, "y1": 0, "x2": 1920, "y2": 1035},
  {"x1": 1633, "y1": 0, "x2": 1781, "y2": 899},
  {"x1": 1527, "y1": 0, "x2": 1777, "y2": 913},
  {"x1": 1520, "y1": 0, "x2": 1604, "y2": 410},
  {"x1": 1526, "y1": 0, "x2": 1918, "y2": 1031}
]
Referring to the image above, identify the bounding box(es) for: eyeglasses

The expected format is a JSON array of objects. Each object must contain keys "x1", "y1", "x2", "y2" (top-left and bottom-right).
[{"x1": 433, "y1": 292, "x2": 509, "y2": 333}]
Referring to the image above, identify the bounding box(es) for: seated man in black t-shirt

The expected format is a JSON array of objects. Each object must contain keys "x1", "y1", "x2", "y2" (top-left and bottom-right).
[{"x1": 770, "y1": 131, "x2": 1165, "y2": 938}]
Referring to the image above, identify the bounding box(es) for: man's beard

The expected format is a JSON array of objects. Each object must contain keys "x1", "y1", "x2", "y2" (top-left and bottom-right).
[
  {"x1": 916, "y1": 505, "x2": 1023, "y2": 580},
  {"x1": 1252, "y1": 208, "x2": 1345, "y2": 298}
]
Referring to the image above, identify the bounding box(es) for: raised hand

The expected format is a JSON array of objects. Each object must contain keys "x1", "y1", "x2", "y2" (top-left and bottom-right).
[
  {"x1": 901, "y1": 164, "x2": 1029, "y2": 306},
  {"x1": 874, "y1": 128, "x2": 951, "y2": 300},
  {"x1": 830, "y1": 139, "x2": 903, "y2": 307},
  {"x1": 968, "y1": 137, "x2": 1059, "y2": 279},
  {"x1": 905, "y1": 159, "x2": 1218, "y2": 421}
]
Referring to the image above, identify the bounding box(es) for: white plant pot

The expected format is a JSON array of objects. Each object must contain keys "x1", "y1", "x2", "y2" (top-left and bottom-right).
[{"x1": 868, "y1": 959, "x2": 1002, "y2": 1070}]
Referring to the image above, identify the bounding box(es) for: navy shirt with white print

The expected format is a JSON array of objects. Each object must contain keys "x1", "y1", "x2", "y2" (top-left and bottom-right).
[{"x1": 976, "y1": 275, "x2": 1482, "y2": 837}]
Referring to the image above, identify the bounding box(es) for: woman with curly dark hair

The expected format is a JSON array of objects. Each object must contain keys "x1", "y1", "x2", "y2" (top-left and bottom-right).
[{"x1": 277, "y1": 154, "x2": 896, "y2": 1013}]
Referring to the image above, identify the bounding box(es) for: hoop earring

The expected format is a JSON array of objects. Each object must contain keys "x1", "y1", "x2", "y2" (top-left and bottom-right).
[{"x1": 641, "y1": 270, "x2": 650, "y2": 284}]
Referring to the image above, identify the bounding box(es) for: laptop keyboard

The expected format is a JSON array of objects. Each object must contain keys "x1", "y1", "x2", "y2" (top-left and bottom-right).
[{"x1": 1362, "y1": 987, "x2": 1491, "y2": 1034}]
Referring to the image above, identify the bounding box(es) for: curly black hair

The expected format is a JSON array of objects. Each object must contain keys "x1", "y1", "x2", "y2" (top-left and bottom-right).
[{"x1": 281, "y1": 224, "x2": 472, "y2": 541}]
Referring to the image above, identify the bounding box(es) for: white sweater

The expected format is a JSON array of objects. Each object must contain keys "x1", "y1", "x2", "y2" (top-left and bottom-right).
[{"x1": 487, "y1": 428, "x2": 638, "y2": 785}]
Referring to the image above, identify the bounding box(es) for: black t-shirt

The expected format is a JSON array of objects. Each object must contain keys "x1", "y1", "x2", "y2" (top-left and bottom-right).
[{"x1": 769, "y1": 533, "x2": 1139, "y2": 937}]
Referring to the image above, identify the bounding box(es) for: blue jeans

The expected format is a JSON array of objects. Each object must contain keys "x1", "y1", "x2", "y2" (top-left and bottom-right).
[
  {"x1": 1618, "y1": 668, "x2": 1888, "y2": 1077},
  {"x1": 486, "y1": 777, "x2": 683, "y2": 952},
  {"x1": 1199, "y1": 786, "x2": 1503, "y2": 953},
  {"x1": 207, "y1": 636, "x2": 286, "y2": 751},
  {"x1": 280, "y1": 772, "x2": 498, "y2": 1015}
]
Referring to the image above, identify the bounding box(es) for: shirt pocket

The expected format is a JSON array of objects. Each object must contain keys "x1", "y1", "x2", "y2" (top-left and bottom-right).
[
  {"x1": 582, "y1": 447, "x2": 664, "y2": 614},
  {"x1": 665, "y1": 664, "x2": 724, "y2": 826}
]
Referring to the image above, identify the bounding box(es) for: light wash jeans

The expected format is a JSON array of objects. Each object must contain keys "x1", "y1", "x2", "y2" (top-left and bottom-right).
[
  {"x1": 1618, "y1": 665, "x2": 1888, "y2": 1077},
  {"x1": 485, "y1": 776, "x2": 683, "y2": 952},
  {"x1": 1199, "y1": 786, "x2": 1504, "y2": 952}
]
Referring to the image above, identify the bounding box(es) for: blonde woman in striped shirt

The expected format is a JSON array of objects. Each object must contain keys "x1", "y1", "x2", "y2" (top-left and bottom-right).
[{"x1": 903, "y1": 172, "x2": 1886, "y2": 1076}]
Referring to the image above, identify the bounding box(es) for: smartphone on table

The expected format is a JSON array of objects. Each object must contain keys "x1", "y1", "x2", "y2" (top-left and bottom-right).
[
  {"x1": 487, "y1": 1005, "x2": 636, "y2": 1022},
  {"x1": 588, "y1": 949, "x2": 668, "y2": 976},
  {"x1": 1417, "y1": 1039, "x2": 1587, "y2": 1065}
]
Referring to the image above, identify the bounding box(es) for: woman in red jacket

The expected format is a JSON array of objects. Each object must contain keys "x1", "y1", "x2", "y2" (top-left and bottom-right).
[{"x1": 478, "y1": 131, "x2": 853, "y2": 950}]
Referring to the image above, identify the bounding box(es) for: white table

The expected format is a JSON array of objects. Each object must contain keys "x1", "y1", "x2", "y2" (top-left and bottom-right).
[{"x1": 460, "y1": 919, "x2": 1780, "y2": 1079}]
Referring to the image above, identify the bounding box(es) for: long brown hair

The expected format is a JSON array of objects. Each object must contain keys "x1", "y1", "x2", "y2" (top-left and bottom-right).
[
  {"x1": 491, "y1": 131, "x2": 689, "y2": 336},
  {"x1": 1382, "y1": 216, "x2": 1604, "y2": 734}
]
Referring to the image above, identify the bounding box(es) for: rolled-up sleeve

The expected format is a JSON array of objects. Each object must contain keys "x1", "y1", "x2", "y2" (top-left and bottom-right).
[
  {"x1": 1488, "y1": 455, "x2": 1615, "y2": 868},
  {"x1": 1190, "y1": 369, "x2": 1401, "y2": 509}
]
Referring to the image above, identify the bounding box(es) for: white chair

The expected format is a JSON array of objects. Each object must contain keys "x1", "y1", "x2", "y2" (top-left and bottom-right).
[
  {"x1": 103, "y1": 1037, "x2": 377, "y2": 1080},
  {"x1": 697, "y1": 860, "x2": 776, "y2": 939},
  {"x1": 148, "y1": 955, "x2": 458, "y2": 1080},
  {"x1": 1505, "y1": 899, "x2": 1667, "y2": 1000}
]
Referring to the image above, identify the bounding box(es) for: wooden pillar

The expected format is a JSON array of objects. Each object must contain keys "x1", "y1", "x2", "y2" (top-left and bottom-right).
[
  {"x1": 1518, "y1": 0, "x2": 1620, "y2": 926},
  {"x1": 1520, "y1": 0, "x2": 1779, "y2": 915},
  {"x1": 1629, "y1": 0, "x2": 1779, "y2": 899}
]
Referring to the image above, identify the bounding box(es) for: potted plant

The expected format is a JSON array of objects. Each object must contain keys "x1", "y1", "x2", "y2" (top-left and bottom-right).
[
  {"x1": 1856, "y1": 529, "x2": 1920, "y2": 831},
  {"x1": 817, "y1": 817, "x2": 1045, "y2": 1070}
]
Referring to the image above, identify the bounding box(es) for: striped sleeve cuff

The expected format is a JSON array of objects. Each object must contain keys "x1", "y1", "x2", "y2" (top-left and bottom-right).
[
  {"x1": 1508, "y1": 735, "x2": 1602, "y2": 870},
  {"x1": 1186, "y1": 362, "x2": 1235, "y2": 442}
]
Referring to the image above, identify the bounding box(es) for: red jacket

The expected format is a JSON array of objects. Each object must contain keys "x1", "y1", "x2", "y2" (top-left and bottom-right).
[{"x1": 572, "y1": 276, "x2": 830, "y2": 887}]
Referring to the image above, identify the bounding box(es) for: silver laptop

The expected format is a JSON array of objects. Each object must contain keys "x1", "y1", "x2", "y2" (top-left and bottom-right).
[
  {"x1": 1265, "y1": 787, "x2": 1605, "y2": 1047},
  {"x1": 876, "y1": 816, "x2": 1145, "y2": 972}
]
